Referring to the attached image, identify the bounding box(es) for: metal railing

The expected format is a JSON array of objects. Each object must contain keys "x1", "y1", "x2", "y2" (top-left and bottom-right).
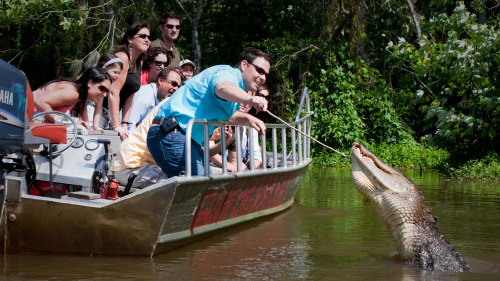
[{"x1": 185, "y1": 88, "x2": 311, "y2": 177}]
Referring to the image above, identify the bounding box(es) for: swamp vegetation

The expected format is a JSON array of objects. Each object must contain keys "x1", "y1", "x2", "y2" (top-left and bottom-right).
[{"x1": 0, "y1": 0, "x2": 498, "y2": 180}]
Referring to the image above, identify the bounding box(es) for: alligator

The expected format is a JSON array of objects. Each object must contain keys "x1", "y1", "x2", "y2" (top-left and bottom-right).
[{"x1": 350, "y1": 142, "x2": 471, "y2": 272}]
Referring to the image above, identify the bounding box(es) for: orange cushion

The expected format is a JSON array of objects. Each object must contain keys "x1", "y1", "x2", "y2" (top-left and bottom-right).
[
  {"x1": 26, "y1": 82, "x2": 34, "y2": 120},
  {"x1": 30, "y1": 123, "x2": 67, "y2": 144}
]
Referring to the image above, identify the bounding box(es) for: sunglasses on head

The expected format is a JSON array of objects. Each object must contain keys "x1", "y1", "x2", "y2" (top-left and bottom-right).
[
  {"x1": 248, "y1": 62, "x2": 269, "y2": 77},
  {"x1": 98, "y1": 85, "x2": 109, "y2": 94},
  {"x1": 153, "y1": 60, "x2": 169, "y2": 67},
  {"x1": 136, "y1": 33, "x2": 151, "y2": 40},
  {"x1": 165, "y1": 24, "x2": 181, "y2": 30}
]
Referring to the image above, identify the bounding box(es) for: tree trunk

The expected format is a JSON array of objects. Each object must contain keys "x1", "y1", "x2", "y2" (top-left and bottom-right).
[
  {"x1": 406, "y1": 0, "x2": 422, "y2": 38},
  {"x1": 478, "y1": 0, "x2": 487, "y2": 24},
  {"x1": 176, "y1": 0, "x2": 206, "y2": 71}
]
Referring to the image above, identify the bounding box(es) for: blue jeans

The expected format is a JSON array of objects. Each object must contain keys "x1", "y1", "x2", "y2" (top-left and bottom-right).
[{"x1": 147, "y1": 125, "x2": 205, "y2": 177}]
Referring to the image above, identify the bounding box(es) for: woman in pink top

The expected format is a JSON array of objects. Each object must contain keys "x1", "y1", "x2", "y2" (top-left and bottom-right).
[{"x1": 33, "y1": 66, "x2": 111, "y2": 128}]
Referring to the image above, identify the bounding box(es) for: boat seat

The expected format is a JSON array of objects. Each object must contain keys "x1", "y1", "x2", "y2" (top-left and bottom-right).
[{"x1": 29, "y1": 123, "x2": 67, "y2": 144}]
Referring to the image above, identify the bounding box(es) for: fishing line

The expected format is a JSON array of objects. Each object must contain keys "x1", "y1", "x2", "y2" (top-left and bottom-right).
[{"x1": 266, "y1": 111, "x2": 350, "y2": 159}]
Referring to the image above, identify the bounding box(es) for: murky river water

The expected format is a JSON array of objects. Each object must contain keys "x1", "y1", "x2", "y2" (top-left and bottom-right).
[{"x1": 1, "y1": 166, "x2": 499, "y2": 280}]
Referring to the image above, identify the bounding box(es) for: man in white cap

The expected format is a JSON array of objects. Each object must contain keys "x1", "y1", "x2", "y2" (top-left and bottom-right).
[{"x1": 180, "y1": 59, "x2": 196, "y2": 79}]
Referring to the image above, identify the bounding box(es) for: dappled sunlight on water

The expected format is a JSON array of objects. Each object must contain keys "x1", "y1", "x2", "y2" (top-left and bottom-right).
[{"x1": 1, "y1": 166, "x2": 499, "y2": 280}]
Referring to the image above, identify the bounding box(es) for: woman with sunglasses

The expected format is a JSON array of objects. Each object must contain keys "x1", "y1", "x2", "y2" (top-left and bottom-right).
[
  {"x1": 140, "y1": 47, "x2": 171, "y2": 85},
  {"x1": 253, "y1": 85, "x2": 271, "y2": 123},
  {"x1": 95, "y1": 20, "x2": 151, "y2": 140},
  {"x1": 33, "y1": 66, "x2": 111, "y2": 129}
]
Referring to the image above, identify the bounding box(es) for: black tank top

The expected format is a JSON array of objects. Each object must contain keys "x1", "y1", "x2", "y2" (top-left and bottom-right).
[{"x1": 103, "y1": 60, "x2": 141, "y2": 109}]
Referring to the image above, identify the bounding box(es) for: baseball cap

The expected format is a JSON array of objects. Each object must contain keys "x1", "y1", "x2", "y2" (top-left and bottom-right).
[{"x1": 179, "y1": 59, "x2": 196, "y2": 69}]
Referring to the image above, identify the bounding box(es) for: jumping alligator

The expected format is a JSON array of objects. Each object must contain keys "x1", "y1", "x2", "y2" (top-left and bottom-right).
[{"x1": 350, "y1": 142, "x2": 471, "y2": 272}]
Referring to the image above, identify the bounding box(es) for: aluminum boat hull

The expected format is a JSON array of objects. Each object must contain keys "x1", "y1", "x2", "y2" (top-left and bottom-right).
[{"x1": 2, "y1": 160, "x2": 310, "y2": 256}]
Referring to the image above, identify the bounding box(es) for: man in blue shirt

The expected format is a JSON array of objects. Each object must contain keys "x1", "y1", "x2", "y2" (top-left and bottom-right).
[
  {"x1": 127, "y1": 68, "x2": 183, "y2": 131},
  {"x1": 147, "y1": 47, "x2": 271, "y2": 177}
]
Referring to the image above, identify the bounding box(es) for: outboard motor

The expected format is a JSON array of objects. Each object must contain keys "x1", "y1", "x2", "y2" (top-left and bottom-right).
[
  {"x1": 0, "y1": 59, "x2": 28, "y2": 157},
  {"x1": 0, "y1": 59, "x2": 30, "y2": 223}
]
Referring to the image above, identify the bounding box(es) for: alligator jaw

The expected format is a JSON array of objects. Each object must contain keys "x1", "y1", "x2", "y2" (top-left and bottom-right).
[{"x1": 350, "y1": 142, "x2": 417, "y2": 195}]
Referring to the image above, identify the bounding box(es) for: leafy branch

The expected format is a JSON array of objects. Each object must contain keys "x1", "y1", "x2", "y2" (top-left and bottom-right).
[{"x1": 274, "y1": 45, "x2": 319, "y2": 68}]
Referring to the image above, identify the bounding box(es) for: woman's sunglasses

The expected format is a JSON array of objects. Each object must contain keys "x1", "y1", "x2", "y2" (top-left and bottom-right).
[
  {"x1": 153, "y1": 60, "x2": 169, "y2": 67},
  {"x1": 257, "y1": 92, "x2": 270, "y2": 100},
  {"x1": 136, "y1": 34, "x2": 151, "y2": 40},
  {"x1": 98, "y1": 85, "x2": 109, "y2": 94}
]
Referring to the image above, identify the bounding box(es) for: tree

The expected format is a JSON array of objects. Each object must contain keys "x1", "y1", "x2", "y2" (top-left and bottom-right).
[
  {"x1": 174, "y1": 0, "x2": 206, "y2": 68},
  {"x1": 387, "y1": 2, "x2": 499, "y2": 160}
]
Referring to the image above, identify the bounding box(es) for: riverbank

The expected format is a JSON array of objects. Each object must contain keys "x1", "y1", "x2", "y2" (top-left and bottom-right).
[{"x1": 312, "y1": 140, "x2": 500, "y2": 181}]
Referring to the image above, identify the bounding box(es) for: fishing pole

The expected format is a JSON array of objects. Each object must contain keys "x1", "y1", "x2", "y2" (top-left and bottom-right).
[{"x1": 266, "y1": 110, "x2": 350, "y2": 159}]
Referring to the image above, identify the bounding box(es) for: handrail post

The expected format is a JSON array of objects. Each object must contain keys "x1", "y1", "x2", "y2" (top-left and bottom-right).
[
  {"x1": 303, "y1": 120, "x2": 307, "y2": 160},
  {"x1": 272, "y1": 128, "x2": 277, "y2": 168},
  {"x1": 307, "y1": 118, "x2": 311, "y2": 158},
  {"x1": 185, "y1": 119, "x2": 196, "y2": 177},
  {"x1": 291, "y1": 126, "x2": 296, "y2": 166},
  {"x1": 248, "y1": 128, "x2": 255, "y2": 171},
  {"x1": 298, "y1": 123, "x2": 302, "y2": 163},
  {"x1": 295, "y1": 87, "x2": 309, "y2": 122},
  {"x1": 221, "y1": 125, "x2": 227, "y2": 174},
  {"x1": 281, "y1": 127, "x2": 286, "y2": 167},
  {"x1": 235, "y1": 126, "x2": 242, "y2": 172},
  {"x1": 261, "y1": 133, "x2": 266, "y2": 170},
  {"x1": 204, "y1": 123, "x2": 210, "y2": 176}
]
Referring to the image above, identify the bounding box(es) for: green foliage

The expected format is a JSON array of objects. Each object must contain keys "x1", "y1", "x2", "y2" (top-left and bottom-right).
[
  {"x1": 309, "y1": 53, "x2": 364, "y2": 149},
  {"x1": 386, "y1": 2, "x2": 499, "y2": 161},
  {"x1": 365, "y1": 139, "x2": 450, "y2": 169},
  {"x1": 447, "y1": 153, "x2": 500, "y2": 181},
  {"x1": 312, "y1": 138, "x2": 450, "y2": 171},
  {"x1": 0, "y1": 0, "x2": 157, "y2": 86},
  {"x1": 0, "y1": 0, "x2": 88, "y2": 84},
  {"x1": 0, "y1": 0, "x2": 498, "y2": 180},
  {"x1": 311, "y1": 147, "x2": 351, "y2": 166},
  {"x1": 307, "y1": 49, "x2": 411, "y2": 150}
]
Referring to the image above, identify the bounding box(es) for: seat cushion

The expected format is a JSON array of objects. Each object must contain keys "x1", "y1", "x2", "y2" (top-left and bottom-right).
[{"x1": 30, "y1": 122, "x2": 67, "y2": 144}]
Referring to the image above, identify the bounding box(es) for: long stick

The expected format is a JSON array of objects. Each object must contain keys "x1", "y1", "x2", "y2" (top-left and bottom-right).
[{"x1": 266, "y1": 111, "x2": 350, "y2": 159}]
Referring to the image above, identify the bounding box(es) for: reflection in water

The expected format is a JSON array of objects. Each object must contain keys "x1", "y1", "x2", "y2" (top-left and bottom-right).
[
  {"x1": 1, "y1": 167, "x2": 499, "y2": 280},
  {"x1": 161, "y1": 210, "x2": 312, "y2": 280}
]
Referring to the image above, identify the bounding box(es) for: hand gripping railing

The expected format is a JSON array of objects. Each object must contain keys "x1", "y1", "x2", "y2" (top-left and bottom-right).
[{"x1": 184, "y1": 88, "x2": 312, "y2": 177}]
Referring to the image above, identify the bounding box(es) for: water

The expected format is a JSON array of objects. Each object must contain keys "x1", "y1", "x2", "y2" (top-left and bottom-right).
[{"x1": 1, "y1": 166, "x2": 499, "y2": 280}]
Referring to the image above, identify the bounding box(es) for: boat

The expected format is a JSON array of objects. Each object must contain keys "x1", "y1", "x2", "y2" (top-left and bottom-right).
[{"x1": 0, "y1": 59, "x2": 312, "y2": 256}]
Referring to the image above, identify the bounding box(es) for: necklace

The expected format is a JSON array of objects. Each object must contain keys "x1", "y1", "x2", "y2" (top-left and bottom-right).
[{"x1": 129, "y1": 58, "x2": 136, "y2": 70}]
